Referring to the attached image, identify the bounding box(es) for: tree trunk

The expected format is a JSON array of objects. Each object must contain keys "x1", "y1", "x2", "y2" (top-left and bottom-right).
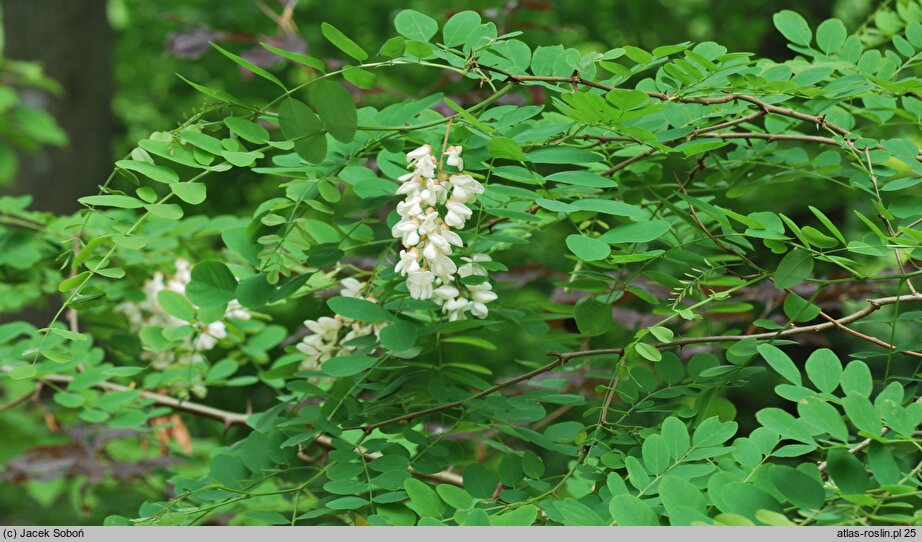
[{"x1": 1, "y1": 0, "x2": 114, "y2": 214}]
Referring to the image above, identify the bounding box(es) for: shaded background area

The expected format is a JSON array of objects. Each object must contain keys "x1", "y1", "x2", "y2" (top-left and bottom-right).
[{"x1": 1, "y1": 0, "x2": 873, "y2": 213}]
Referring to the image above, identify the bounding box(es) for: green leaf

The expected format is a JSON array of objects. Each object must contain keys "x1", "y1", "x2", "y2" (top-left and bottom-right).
[
  {"x1": 327, "y1": 296, "x2": 391, "y2": 322},
  {"x1": 783, "y1": 293, "x2": 820, "y2": 322},
  {"x1": 755, "y1": 408, "x2": 815, "y2": 444},
  {"x1": 826, "y1": 448, "x2": 869, "y2": 495},
  {"x1": 394, "y1": 10, "x2": 438, "y2": 42},
  {"x1": 773, "y1": 10, "x2": 812, "y2": 46},
  {"x1": 54, "y1": 391, "x2": 85, "y2": 408},
  {"x1": 327, "y1": 496, "x2": 369, "y2": 510},
  {"x1": 259, "y1": 42, "x2": 325, "y2": 71},
  {"x1": 842, "y1": 394, "x2": 883, "y2": 435},
  {"x1": 321, "y1": 355, "x2": 377, "y2": 377},
  {"x1": 403, "y1": 478, "x2": 445, "y2": 518},
  {"x1": 224, "y1": 117, "x2": 270, "y2": 144},
  {"x1": 560, "y1": 498, "x2": 607, "y2": 526},
  {"x1": 115, "y1": 160, "x2": 179, "y2": 184},
  {"x1": 816, "y1": 19, "x2": 847, "y2": 54},
  {"x1": 571, "y1": 199, "x2": 645, "y2": 218},
  {"x1": 443, "y1": 11, "x2": 481, "y2": 47},
  {"x1": 157, "y1": 290, "x2": 195, "y2": 322},
  {"x1": 320, "y1": 22, "x2": 368, "y2": 61},
  {"x1": 180, "y1": 130, "x2": 223, "y2": 155},
  {"x1": 546, "y1": 170, "x2": 617, "y2": 188},
  {"x1": 641, "y1": 434, "x2": 671, "y2": 474},
  {"x1": 757, "y1": 344, "x2": 802, "y2": 386},
  {"x1": 435, "y1": 484, "x2": 474, "y2": 510},
  {"x1": 573, "y1": 296, "x2": 612, "y2": 336},
  {"x1": 278, "y1": 98, "x2": 326, "y2": 164},
  {"x1": 841, "y1": 361, "x2": 872, "y2": 398},
  {"x1": 211, "y1": 43, "x2": 285, "y2": 89},
  {"x1": 770, "y1": 465, "x2": 825, "y2": 509},
  {"x1": 145, "y1": 203, "x2": 183, "y2": 220},
  {"x1": 804, "y1": 348, "x2": 841, "y2": 393},
  {"x1": 635, "y1": 342, "x2": 662, "y2": 362},
  {"x1": 492, "y1": 505, "x2": 538, "y2": 526},
  {"x1": 207, "y1": 359, "x2": 239, "y2": 382},
  {"x1": 659, "y1": 475, "x2": 707, "y2": 514},
  {"x1": 237, "y1": 273, "x2": 274, "y2": 309},
  {"x1": 566, "y1": 234, "x2": 610, "y2": 261},
  {"x1": 8, "y1": 365, "x2": 37, "y2": 380},
  {"x1": 310, "y1": 80, "x2": 357, "y2": 144},
  {"x1": 598, "y1": 220, "x2": 670, "y2": 244},
  {"x1": 170, "y1": 183, "x2": 207, "y2": 205},
  {"x1": 221, "y1": 150, "x2": 263, "y2": 167},
  {"x1": 609, "y1": 495, "x2": 658, "y2": 526},
  {"x1": 380, "y1": 320, "x2": 417, "y2": 351},
  {"x1": 78, "y1": 195, "x2": 145, "y2": 209},
  {"x1": 693, "y1": 416, "x2": 737, "y2": 447},
  {"x1": 343, "y1": 66, "x2": 376, "y2": 89},
  {"x1": 774, "y1": 248, "x2": 813, "y2": 289},
  {"x1": 186, "y1": 261, "x2": 237, "y2": 308},
  {"x1": 487, "y1": 136, "x2": 526, "y2": 161},
  {"x1": 661, "y1": 416, "x2": 690, "y2": 459},
  {"x1": 59, "y1": 272, "x2": 91, "y2": 292},
  {"x1": 798, "y1": 397, "x2": 848, "y2": 441},
  {"x1": 463, "y1": 464, "x2": 497, "y2": 499}
]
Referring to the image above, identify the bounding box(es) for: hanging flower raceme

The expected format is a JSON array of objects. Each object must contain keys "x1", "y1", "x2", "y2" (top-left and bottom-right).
[
  {"x1": 390, "y1": 144, "x2": 497, "y2": 321},
  {"x1": 115, "y1": 259, "x2": 252, "y2": 371},
  {"x1": 297, "y1": 278, "x2": 385, "y2": 371}
]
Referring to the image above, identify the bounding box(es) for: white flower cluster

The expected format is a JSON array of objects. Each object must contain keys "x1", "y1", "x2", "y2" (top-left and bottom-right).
[
  {"x1": 391, "y1": 144, "x2": 497, "y2": 320},
  {"x1": 297, "y1": 278, "x2": 383, "y2": 371},
  {"x1": 116, "y1": 259, "x2": 251, "y2": 369}
]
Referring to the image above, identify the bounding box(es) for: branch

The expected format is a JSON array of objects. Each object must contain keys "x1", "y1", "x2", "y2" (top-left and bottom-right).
[{"x1": 817, "y1": 310, "x2": 922, "y2": 359}]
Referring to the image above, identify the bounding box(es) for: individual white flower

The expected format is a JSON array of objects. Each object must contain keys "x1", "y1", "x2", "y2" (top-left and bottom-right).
[
  {"x1": 340, "y1": 278, "x2": 364, "y2": 298},
  {"x1": 395, "y1": 248, "x2": 421, "y2": 275},
  {"x1": 444, "y1": 146, "x2": 463, "y2": 170},
  {"x1": 406, "y1": 144, "x2": 432, "y2": 163},
  {"x1": 448, "y1": 174, "x2": 483, "y2": 203},
  {"x1": 396, "y1": 198, "x2": 424, "y2": 219},
  {"x1": 468, "y1": 283, "x2": 497, "y2": 319},
  {"x1": 305, "y1": 316, "x2": 342, "y2": 336},
  {"x1": 415, "y1": 155, "x2": 437, "y2": 179},
  {"x1": 444, "y1": 200, "x2": 473, "y2": 228},
  {"x1": 428, "y1": 252, "x2": 458, "y2": 279},
  {"x1": 443, "y1": 296, "x2": 471, "y2": 321},
  {"x1": 432, "y1": 285, "x2": 460, "y2": 303},
  {"x1": 407, "y1": 270, "x2": 435, "y2": 299},
  {"x1": 392, "y1": 218, "x2": 421, "y2": 247}
]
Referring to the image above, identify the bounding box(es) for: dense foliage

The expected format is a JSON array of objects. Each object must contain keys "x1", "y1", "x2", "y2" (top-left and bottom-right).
[{"x1": 1, "y1": 1, "x2": 921, "y2": 527}]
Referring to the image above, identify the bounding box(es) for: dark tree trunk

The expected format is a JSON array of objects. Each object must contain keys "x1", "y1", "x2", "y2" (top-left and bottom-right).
[{"x1": 1, "y1": 0, "x2": 114, "y2": 214}]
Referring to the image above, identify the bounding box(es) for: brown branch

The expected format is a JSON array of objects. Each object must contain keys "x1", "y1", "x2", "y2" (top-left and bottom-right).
[
  {"x1": 817, "y1": 310, "x2": 922, "y2": 359},
  {"x1": 0, "y1": 388, "x2": 39, "y2": 413},
  {"x1": 604, "y1": 148, "x2": 656, "y2": 176}
]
